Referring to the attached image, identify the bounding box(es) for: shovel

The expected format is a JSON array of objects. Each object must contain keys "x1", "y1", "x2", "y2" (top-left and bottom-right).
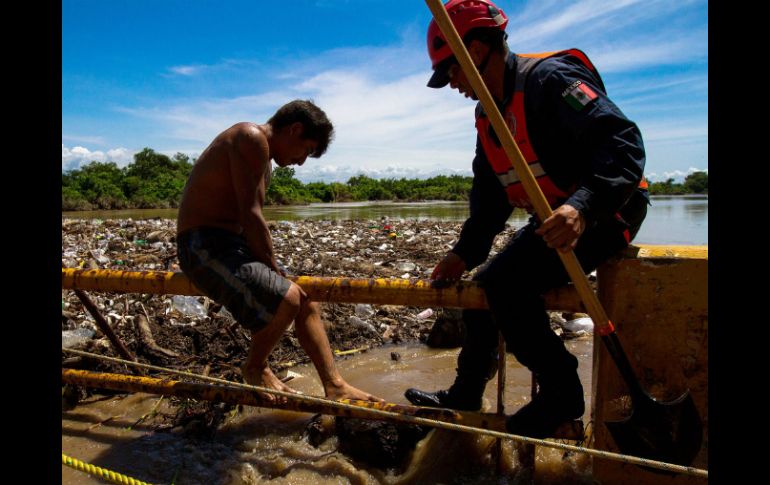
[{"x1": 425, "y1": 0, "x2": 702, "y2": 467}]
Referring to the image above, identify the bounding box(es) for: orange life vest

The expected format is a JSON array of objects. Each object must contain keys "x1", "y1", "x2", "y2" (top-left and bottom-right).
[{"x1": 475, "y1": 49, "x2": 647, "y2": 211}]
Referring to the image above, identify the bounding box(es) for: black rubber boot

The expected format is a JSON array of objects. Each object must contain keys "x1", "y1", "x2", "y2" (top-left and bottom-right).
[
  {"x1": 406, "y1": 307, "x2": 499, "y2": 411},
  {"x1": 405, "y1": 375, "x2": 490, "y2": 411},
  {"x1": 505, "y1": 369, "x2": 585, "y2": 438}
]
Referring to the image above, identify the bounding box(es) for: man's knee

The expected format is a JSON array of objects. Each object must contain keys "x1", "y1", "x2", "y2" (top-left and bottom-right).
[
  {"x1": 279, "y1": 283, "x2": 304, "y2": 317},
  {"x1": 306, "y1": 300, "x2": 321, "y2": 313}
]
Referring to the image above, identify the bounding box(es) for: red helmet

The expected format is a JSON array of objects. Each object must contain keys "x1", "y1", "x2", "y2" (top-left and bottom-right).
[{"x1": 427, "y1": 0, "x2": 508, "y2": 88}]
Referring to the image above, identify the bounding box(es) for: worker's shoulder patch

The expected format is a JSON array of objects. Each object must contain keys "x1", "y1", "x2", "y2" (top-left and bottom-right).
[{"x1": 561, "y1": 80, "x2": 598, "y2": 111}]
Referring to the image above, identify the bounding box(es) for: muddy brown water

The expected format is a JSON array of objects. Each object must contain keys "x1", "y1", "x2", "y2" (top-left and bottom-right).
[{"x1": 62, "y1": 339, "x2": 594, "y2": 484}]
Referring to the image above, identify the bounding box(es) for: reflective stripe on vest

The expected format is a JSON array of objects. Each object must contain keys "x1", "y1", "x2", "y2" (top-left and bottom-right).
[{"x1": 476, "y1": 49, "x2": 599, "y2": 210}]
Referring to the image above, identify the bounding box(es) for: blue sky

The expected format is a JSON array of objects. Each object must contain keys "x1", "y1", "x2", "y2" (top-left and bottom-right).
[{"x1": 62, "y1": 0, "x2": 708, "y2": 183}]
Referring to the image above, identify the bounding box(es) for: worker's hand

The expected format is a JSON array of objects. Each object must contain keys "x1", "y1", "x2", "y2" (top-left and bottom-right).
[
  {"x1": 430, "y1": 252, "x2": 466, "y2": 288},
  {"x1": 535, "y1": 204, "x2": 586, "y2": 253}
]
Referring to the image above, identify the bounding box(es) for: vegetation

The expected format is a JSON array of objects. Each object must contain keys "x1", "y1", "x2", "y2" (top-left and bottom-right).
[
  {"x1": 62, "y1": 149, "x2": 707, "y2": 210},
  {"x1": 648, "y1": 171, "x2": 708, "y2": 195},
  {"x1": 62, "y1": 149, "x2": 193, "y2": 210},
  {"x1": 265, "y1": 169, "x2": 473, "y2": 205}
]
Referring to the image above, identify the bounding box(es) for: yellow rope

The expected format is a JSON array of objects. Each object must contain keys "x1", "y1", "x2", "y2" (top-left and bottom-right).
[
  {"x1": 62, "y1": 452, "x2": 152, "y2": 485},
  {"x1": 63, "y1": 348, "x2": 708, "y2": 478}
]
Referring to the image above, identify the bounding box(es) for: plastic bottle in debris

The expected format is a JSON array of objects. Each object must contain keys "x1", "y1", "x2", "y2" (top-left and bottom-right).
[
  {"x1": 172, "y1": 295, "x2": 208, "y2": 318},
  {"x1": 416, "y1": 308, "x2": 434, "y2": 319},
  {"x1": 348, "y1": 315, "x2": 378, "y2": 335}
]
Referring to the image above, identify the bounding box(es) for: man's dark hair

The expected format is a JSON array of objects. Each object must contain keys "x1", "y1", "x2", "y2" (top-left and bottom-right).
[
  {"x1": 268, "y1": 99, "x2": 334, "y2": 157},
  {"x1": 463, "y1": 27, "x2": 508, "y2": 55}
]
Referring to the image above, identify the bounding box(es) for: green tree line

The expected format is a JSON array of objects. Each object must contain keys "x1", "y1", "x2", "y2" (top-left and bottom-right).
[
  {"x1": 62, "y1": 148, "x2": 194, "y2": 210},
  {"x1": 61, "y1": 148, "x2": 474, "y2": 210},
  {"x1": 62, "y1": 148, "x2": 707, "y2": 210},
  {"x1": 647, "y1": 172, "x2": 708, "y2": 195},
  {"x1": 266, "y1": 170, "x2": 473, "y2": 205}
]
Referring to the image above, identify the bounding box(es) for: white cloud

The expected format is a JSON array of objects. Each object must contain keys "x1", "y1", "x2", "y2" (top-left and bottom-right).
[
  {"x1": 587, "y1": 31, "x2": 707, "y2": 73},
  {"x1": 62, "y1": 134, "x2": 106, "y2": 145},
  {"x1": 506, "y1": 0, "x2": 646, "y2": 46},
  {"x1": 498, "y1": 0, "x2": 707, "y2": 86},
  {"x1": 113, "y1": 44, "x2": 480, "y2": 181},
  {"x1": 62, "y1": 144, "x2": 134, "y2": 172},
  {"x1": 294, "y1": 163, "x2": 473, "y2": 184},
  {"x1": 638, "y1": 119, "x2": 708, "y2": 143},
  {"x1": 169, "y1": 65, "x2": 201, "y2": 76}
]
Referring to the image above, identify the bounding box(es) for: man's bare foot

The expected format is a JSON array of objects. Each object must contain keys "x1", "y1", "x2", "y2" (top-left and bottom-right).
[
  {"x1": 241, "y1": 364, "x2": 302, "y2": 405},
  {"x1": 324, "y1": 379, "x2": 385, "y2": 403}
]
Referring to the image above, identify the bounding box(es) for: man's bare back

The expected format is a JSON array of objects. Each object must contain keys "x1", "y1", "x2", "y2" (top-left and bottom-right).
[{"x1": 177, "y1": 122, "x2": 268, "y2": 237}]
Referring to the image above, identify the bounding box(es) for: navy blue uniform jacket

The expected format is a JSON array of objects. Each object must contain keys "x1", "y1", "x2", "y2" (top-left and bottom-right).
[{"x1": 452, "y1": 51, "x2": 648, "y2": 271}]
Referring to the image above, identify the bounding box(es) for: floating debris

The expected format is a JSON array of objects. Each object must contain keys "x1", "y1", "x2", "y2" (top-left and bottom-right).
[{"x1": 61, "y1": 217, "x2": 583, "y2": 381}]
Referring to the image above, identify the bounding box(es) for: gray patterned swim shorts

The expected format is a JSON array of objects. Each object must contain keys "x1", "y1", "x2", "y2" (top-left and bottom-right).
[{"x1": 177, "y1": 227, "x2": 291, "y2": 331}]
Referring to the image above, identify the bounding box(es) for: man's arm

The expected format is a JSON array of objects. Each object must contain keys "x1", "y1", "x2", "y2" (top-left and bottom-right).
[
  {"x1": 534, "y1": 55, "x2": 646, "y2": 224},
  {"x1": 528, "y1": 55, "x2": 646, "y2": 251},
  {"x1": 228, "y1": 124, "x2": 282, "y2": 274}
]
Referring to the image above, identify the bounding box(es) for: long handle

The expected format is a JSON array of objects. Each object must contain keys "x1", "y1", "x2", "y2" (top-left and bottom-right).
[{"x1": 424, "y1": 0, "x2": 615, "y2": 337}]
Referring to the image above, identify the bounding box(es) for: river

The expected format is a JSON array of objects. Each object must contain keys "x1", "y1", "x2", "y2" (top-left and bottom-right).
[
  {"x1": 62, "y1": 341, "x2": 596, "y2": 485},
  {"x1": 61, "y1": 196, "x2": 707, "y2": 484},
  {"x1": 63, "y1": 195, "x2": 708, "y2": 246}
]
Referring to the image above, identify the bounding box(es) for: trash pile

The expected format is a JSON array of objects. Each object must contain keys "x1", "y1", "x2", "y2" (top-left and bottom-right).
[{"x1": 61, "y1": 217, "x2": 592, "y2": 379}]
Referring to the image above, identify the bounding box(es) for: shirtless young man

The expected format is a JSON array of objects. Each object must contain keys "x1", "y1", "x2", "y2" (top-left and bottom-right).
[{"x1": 177, "y1": 100, "x2": 382, "y2": 404}]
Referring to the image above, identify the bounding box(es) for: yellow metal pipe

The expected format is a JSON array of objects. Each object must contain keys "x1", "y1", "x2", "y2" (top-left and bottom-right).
[
  {"x1": 61, "y1": 268, "x2": 584, "y2": 311},
  {"x1": 61, "y1": 368, "x2": 502, "y2": 429},
  {"x1": 628, "y1": 244, "x2": 708, "y2": 260},
  {"x1": 61, "y1": 368, "x2": 583, "y2": 439},
  {"x1": 61, "y1": 268, "x2": 200, "y2": 296}
]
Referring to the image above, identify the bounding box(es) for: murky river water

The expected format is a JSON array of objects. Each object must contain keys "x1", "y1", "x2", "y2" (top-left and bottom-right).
[
  {"x1": 63, "y1": 340, "x2": 594, "y2": 484},
  {"x1": 62, "y1": 197, "x2": 706, "y2": 483}
]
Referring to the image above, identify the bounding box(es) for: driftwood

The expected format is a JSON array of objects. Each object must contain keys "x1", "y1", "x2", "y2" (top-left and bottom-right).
[{"x1": 134, "y1": 314, "x2": 180, "y2": 358}]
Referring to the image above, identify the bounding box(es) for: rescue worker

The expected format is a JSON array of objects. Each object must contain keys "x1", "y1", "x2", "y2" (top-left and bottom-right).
[{"x1": 404, "y1": 0, "x2": 649, "y2": 438}]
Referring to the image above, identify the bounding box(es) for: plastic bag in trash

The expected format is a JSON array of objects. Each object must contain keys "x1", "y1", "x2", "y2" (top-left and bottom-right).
[
  {"x1": 563, "y1": 317, "x2": 594, "y2": 333},
  {"x1": 172, "y1": 295, "x2": 208, "y2": 318},
  {"x1": 354, "y1": 304, "x2": 375, "y2": 318},
  {"x1": 62, "y1": 327, "x2": 95, "y2": 348}
]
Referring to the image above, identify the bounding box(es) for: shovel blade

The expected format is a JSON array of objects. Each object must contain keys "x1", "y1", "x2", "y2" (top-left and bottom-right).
[{"x1": 605, "y1": 389, "x2": 702, "y2": 469}]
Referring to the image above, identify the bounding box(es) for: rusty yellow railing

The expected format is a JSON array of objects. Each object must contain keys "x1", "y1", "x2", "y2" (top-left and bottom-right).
[{"x1": 61, "y1": 268, "x2": 584, "y2": 311}]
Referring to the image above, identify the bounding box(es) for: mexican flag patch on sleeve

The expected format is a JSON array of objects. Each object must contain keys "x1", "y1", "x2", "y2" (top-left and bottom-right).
[{"x1": 562, "y1": 80, "x2": 598, "y2": 111}]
